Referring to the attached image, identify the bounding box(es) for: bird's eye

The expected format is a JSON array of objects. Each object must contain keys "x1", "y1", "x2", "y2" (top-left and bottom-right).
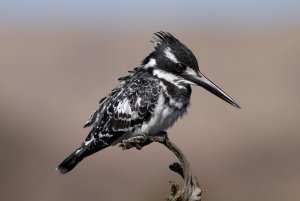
[{"x1": 175, "y1": 63, "x2": 186, "y2": 72}]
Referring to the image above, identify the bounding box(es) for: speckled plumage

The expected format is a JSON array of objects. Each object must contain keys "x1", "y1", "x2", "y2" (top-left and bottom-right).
[{"x1": 57, "y1": 32, "x2": 240, "y2": 174}]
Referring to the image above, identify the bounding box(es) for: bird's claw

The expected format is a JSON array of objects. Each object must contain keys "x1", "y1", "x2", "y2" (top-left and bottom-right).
[
  {"x1": 120, "y1": 134, "x2": 150, "y2": 150},
  {"x1": 120, "y1": 131, "x2": 168, "y2": 150}
]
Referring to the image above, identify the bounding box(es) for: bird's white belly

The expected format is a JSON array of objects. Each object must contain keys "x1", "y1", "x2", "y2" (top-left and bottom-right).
[{"x1": 133, "y1": 94, "x2": 189, "y2": 135}]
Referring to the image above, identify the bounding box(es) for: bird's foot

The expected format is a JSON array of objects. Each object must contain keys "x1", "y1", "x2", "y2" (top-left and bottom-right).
[
  {"x1": 152, "y1": 131, "x2": 168, "y2": 143},
  {"x1": 120, "y1": 134, "x2": 150, "y2": 150},
  {"x1": 120, "y1": 131, "x2": 168, "y2": 150}
]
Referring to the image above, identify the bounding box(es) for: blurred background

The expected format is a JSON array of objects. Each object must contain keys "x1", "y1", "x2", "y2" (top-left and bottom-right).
[{"x1": 1, "y1": 1, "x2": 300, "y2": 201}]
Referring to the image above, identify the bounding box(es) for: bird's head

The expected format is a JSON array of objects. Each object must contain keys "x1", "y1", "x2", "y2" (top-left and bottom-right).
[{"x1": 142, "y1": 31, "x2": 240, "y2": 109}]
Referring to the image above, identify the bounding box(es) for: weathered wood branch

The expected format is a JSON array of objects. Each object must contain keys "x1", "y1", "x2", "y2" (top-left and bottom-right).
[{"x1": 120, "y1": 133, "x2": 202, "y2": 201}]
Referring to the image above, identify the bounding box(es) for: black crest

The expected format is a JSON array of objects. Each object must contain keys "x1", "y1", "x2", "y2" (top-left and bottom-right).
[
  {"x1": 142, "y1": 32, "x2": 199, "y2": 72},
  {"x1": 153, "y1": 32, "x2": 185, "y2": 51}
]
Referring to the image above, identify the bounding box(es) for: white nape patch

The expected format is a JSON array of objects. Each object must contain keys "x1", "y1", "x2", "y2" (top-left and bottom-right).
[
  {"x1": 144, "y1": 58, "x2": 156, "y2": 68},
  {"x1": 164, "y1": 47, "x2": 178, "y2": 63}
]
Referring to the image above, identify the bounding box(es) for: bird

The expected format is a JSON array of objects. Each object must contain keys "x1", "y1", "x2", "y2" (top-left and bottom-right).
[{"x1": 57, "y1": 32, "x2": 240, "y2": 174}]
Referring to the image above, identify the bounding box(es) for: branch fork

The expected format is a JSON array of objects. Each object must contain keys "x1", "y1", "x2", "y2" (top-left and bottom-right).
[{"x1": 120, "y1": 132, "x2": 202, "y2": 201}]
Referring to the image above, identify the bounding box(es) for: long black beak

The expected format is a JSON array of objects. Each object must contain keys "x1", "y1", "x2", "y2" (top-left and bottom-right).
[{"x1": 184, "y1": 72, "x2": 240, "y2": 109}]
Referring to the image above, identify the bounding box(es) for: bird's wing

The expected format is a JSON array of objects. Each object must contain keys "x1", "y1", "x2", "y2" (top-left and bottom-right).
[{"x1": 83, "y1": 76, "x2": 161, "y2": 145}]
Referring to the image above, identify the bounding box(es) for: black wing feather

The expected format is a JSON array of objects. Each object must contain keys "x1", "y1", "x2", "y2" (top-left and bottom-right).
[{"x1": 84, "y1": 75, "x2": 161, "y2": 145}]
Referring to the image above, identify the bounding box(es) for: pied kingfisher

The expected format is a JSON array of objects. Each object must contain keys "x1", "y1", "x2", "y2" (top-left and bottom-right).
[{"x1": 57, "y1": 32, "x2": 240, "y2": 174}]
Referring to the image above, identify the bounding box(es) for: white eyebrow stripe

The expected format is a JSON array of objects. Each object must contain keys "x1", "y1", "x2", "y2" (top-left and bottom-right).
[{"x1": 164, "y1": 47, "x2": 178, "y2": 63}]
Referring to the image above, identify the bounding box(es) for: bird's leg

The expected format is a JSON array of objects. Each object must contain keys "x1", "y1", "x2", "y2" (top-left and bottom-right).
[
  {"x1": 147, "y1": 131, "x2": 168, "y2": 143},
  {"x1": 120, "y1": 131, "x2": 168, "y2": 150},
  {"x1": 119, "y1": 134, "x2": 150, "y2": 150}
]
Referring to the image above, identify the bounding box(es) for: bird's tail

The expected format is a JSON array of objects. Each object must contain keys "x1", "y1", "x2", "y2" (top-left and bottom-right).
[
  {"x1": 56, "y1": 146, "x2": 86, "y2": 174},
  {"x1": 56, "y1": 141, "x2": 109, "y2": 174}
]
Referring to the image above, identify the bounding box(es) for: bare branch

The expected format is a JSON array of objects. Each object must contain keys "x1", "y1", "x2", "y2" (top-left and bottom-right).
[{"x1": 120, "y1": 133, "x2": 202, "y2": 201}]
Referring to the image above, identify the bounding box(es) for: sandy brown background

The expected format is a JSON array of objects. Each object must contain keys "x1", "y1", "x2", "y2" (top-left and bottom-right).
[{"x1": 1, "y1": 1, "x2": 300, "y2": 201}]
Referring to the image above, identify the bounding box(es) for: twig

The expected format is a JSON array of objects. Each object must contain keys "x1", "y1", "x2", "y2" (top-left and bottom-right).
[{"x1": 120, "y1": 132, "x2": 202, "y2": 201}]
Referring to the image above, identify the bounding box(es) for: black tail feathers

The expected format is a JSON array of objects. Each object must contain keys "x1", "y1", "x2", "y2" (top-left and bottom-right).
[
  {"x1": 56, "y1": 141, "x2": 110, "y2": 174},
  {"x1": 56, "y1": 147, "x2": 86, "y2": 174}
]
